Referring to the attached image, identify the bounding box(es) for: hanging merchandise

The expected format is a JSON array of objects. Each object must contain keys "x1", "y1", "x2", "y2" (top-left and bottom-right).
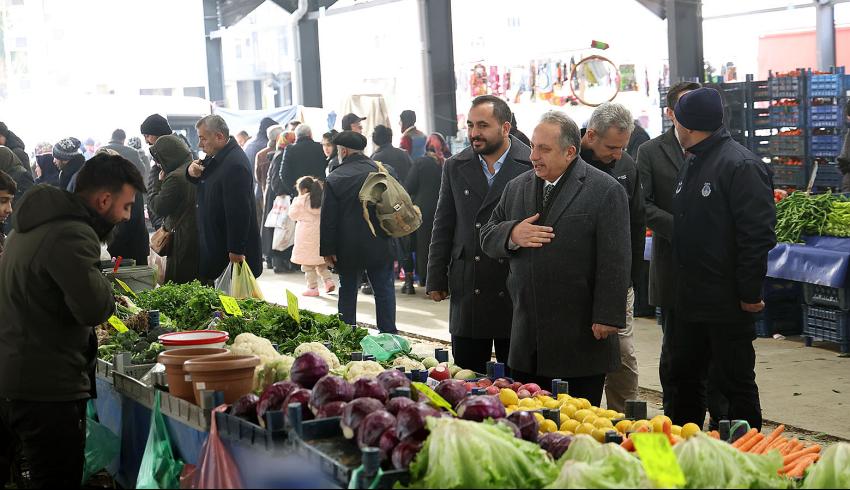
[{"x1": 470, "y1": 64, "x2": 488, "y2": 97}]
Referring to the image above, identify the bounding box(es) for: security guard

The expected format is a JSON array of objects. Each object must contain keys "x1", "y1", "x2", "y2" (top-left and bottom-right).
[{"x1": 666, "y1": 88, "x2": 776, "y2": 430}]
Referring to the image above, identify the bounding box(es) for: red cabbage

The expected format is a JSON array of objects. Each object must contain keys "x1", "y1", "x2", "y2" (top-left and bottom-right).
[
  {"x1": 256, "y1": 381, "x2": 299, "y2": 428},
  {"x1": 309, "y1": 375, "x2": 354, "y2": 414},
  {"x1": 340, "y1": 398, "x2": 385, "y2": 439},
  {"x1": 456, "y1": 395, "x2": 506, "y2": 422},
  {"x1": 353, "y1": 378, "x2": 388, "y2": 403},
  {"x1": 290, "y1": 352, "x2": 329, "y2": 389},
  {"x1": 356, "y1": 411, "x2": 396, "y2": 450}
]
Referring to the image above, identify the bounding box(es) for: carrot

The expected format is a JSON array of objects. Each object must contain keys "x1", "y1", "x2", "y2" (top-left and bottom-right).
[
  {"x1": 786, "y1": 454, "x2": 819, "y2": 478},
  {"x1": 752, "y1": 425, "x2": 785, "y2": 454},
  {"x1": 708, "y1": 430, "x2": 720, "y2": 439},
  {"x1": 739, "y1": 433, "x2": 764, "y2": 452},
  {"x1": 767, "y1": 436, "x2": 788, "y2": 450},
  {"x1": 732, "y1": 428, "x2": 758, "y2": 448},
  {"x1": 783, "y1": 445, "x2": 821, "y2": 466},
  {"x1": 782, "y1": 440, "x2": 801, "y2": 456}
]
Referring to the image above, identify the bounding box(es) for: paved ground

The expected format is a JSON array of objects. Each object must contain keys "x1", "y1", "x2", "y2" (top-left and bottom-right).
[{"x1": 259, "y1": 270, "x2": 850, "y2": 440}]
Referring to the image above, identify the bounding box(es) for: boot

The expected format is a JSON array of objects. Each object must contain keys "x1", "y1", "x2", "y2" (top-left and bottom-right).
[{"x1": 401, "y1": 275, "x2": 416, "y2": 295}]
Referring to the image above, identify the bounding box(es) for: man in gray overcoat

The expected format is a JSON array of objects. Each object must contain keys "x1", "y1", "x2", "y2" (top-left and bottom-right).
[{"x1": 481, "y1": 110, "x2": 631, "y2": 406}]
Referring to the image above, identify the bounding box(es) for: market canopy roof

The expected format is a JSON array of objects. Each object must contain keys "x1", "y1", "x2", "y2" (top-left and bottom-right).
[{"x1": 218, "y1": 0, "x2": 340, "y2": 28}]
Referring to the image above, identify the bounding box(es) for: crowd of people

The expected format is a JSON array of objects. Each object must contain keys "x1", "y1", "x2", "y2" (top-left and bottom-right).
[{"x1": 0, "y1": 84, "x2": 777, "y2": 486}]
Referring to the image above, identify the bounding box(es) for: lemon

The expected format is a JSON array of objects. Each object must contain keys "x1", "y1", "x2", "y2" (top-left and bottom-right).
[
  {"x1": 601, "y1": 409, "x2": 619, "y2": 419},
  {"x1": 573, "y1": 409, "x2": 594, "y2": 421},
  {"x1": 576, "y1": 423, "x2": 596, "y2": 435},
  {"x1": 582, "y1": 414, "x2": 598, "y2": 425},
  {"x1": 671, "y1": 425, "x2": 682, "y2": 436},
  {"x1": 575, "y1": 398, "x2": 592, "y2": 410},
  {"x1": 507, "y1": 405, "x2": 518, "y2": 412},
  {"x1": 681, "y1": 423, "x2": 701, "y2": 439},
  {"x1": 561, "y1": 419, "x2": 581, "y2": 433},
  {"x1": 651, "y1": 415, "x2": 672, "y2": 433},
  {"x1": 557, "y1": 394, "x2": 572, "y2": 402},
  {"x1": 537, "y1": 395, "x2": 554, "y2": 404},
  {"x1": 593, "y1": 418, "x2": 614, "y2": 429},
  {"x1": 540, "y1": 419, "x2": 558, "y2": 433},
  {"x1": 591, "y1": 428, "x2": 608, "y2": 443},
  {"x1": 519, "y1": 398, "x2": 537, "y2": 410},
  {"x1": 534, "y1": 412, "x2": 545, "y2": 424},
  {"x1": 499, "y1": 388, "x2": 519, "y2": 407},
  {"x1": 560, "y1": 404, "x2": 579, "y2": 419},
  {"x1": 616, "y1": 413, "x2": 626, "y2": 419},
  {"x1": 631, "y1": 420, "x2": 650, "y2": 432},
  {"x1": 615, "y1": 419, "x2": 633, "y2": 434},
  {"x1": 558, "y1": 430, "x2": 574, "y2": 436},
  {"x1": 544, "y1": 399, "x2": 561, "y2": 410}
]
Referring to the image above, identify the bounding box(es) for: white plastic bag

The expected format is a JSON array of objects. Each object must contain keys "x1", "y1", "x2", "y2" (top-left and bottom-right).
[
  {"x1": 264, "y1": 196, "x2": 290, "y2": 229},
  {"x1": 272, "y1": 217, "x2": 296, "y2": 251},
  {"x1": 214, "y1": 262, "x2": 235, "y2": 294}
]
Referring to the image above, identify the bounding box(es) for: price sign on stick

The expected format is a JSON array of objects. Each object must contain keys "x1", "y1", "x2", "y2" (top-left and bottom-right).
[
  {"x1": 286, "y1": 290, "x2": 300, "y2": 322},
  {"x1": 115, "y1": 278, "x2": 137, "y2": 298},
  {"x1": 219, "y1": 295, "x2": 243, "y2": 317},
  {"x1": 631, "y1": 433, "x2": 686, "y2": 487},
  {"x1": 412, "y1": 382, "x2": 457, "y2": 416},
  {"x1": 108, "y1": 315, "x2": 129, "y2": 333}
]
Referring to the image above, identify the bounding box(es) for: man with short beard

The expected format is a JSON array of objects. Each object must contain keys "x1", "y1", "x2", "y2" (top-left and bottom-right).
[
  {"x1": 0, "y1": 153, "x2": 145, "y2": 487},
  {"x1": 427, "y1": 95, "x2": 531, "y2": 374}
]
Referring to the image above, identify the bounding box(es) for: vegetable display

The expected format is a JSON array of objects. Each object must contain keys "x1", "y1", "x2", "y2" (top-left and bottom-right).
[{"x1": 775, "y1": 192, "x2": 850, "y2": 243}]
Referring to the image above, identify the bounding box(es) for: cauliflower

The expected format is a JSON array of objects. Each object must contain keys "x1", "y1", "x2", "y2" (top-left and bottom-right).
[
  {"x1": 293, "y1": 342, "x2": 341, "y2": 369},
  {"x1": 343, "y1": 361, "x2": 385, "y2": 382},
  {"x1": 231, "y1": 333, "x2": 280, "y2": 364},
  {"x1": 410, "y1": 342, "x2": 453, "y2": 364},
  {"x1": 255, "y1": 355, "x2": 295, "y2": 392},
  {"x1": 391, "y1": 356, "x2": 426, "y2": 372}
]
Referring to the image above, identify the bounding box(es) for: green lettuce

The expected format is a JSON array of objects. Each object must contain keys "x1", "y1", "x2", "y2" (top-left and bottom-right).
[
  {"x1": 405, "y1": 417, "x2": 557, "y2": 489},
  {"x1": 674, "y1": 433, "x2": 793, "y2": 489},
  {"x1": 802, "y1": 442, "x2": 850, "y2": 489},
  {"x1": 548, "y1": 435, "x2": 649, "y2": 489}
]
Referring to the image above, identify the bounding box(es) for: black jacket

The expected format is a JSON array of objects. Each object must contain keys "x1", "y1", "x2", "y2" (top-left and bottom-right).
[
  {"x1": 373, "y1": 144, "x2": 414, "y2": 184},
  {"x1": 59, "y1": 154, "x2": 85, "y2": 192},
  {"x1": 0, "y1": 147, "x2": 34, "y2": 235},
  {"x1": 187, "y1": 137, "x2": 263, "y2": 281},
  {"x1": 405, "y1": 155, "x2": 443, "y2": 278},
  {"x1": 636, "y1": 128, "x2": 684, "y2": 308},
  {"x1": 320, "y1": 153, "x2": 396, "y2": 270},
  {"x1": 426, "y1": 136, "x2": 531, "y2": 339},
  {"x1": 280, "y1": 137, "x2": 328, "y2": 195},
  {"x1": 102, "y1": 141, "x2": 147, "y2": 181},
  {"x1": 107, "y1": 191, "x2": 149, "y2": 266},
  {"x1": 35, "y1": 154, "x2": 60, "y2": 187},
  {"x1": 3, "y1": 130, "x2": 31, "y2": 171},
  {"x1": 672, "y1": 128, "x2": 776, "y2": 323},
  {"x1": 627, "y1": 123, "x2": 651, "y2": 159},
  {"x1": 580, "y1": 141, "x2": 646, "y2": 286},
  {"x1": 0, "y1": 185, "x2": 114, "y2": 401}
]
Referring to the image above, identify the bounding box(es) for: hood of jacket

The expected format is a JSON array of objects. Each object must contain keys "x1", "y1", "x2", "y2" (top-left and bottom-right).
[
  {"x1": 35, "y1": 154, "x2": 59, "y2": 178},
  {"x1": 0, "y1": 146, "x2": 24, "y2": 174},
  {"x1": 151, "y1": 135, "x2": 192, "y2": 174},
  {"x1": 3, "y1": 130, "x2": 26, "y2": 153},
  {"x1": 12, "y1": 185, "x2": 95, "y2": 234}
]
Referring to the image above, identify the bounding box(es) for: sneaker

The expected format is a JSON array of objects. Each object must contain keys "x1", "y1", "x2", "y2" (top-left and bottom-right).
[
  {"x1": 324, "y1": 280, "x2": 336, "y2": 293},
  {"x1": 303, "y1": 288, "x2": 320, "y2": 297}
]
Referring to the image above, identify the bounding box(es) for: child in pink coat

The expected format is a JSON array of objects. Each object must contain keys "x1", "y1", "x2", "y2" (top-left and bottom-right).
[{"x1": 289, "y1": 176, "x2": 335, "y2": 296}]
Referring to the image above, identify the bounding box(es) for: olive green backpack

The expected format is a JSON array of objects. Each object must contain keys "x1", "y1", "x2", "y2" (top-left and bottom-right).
[{"x1": 358, "y1": 161, "x2": 422, "y2": 238}]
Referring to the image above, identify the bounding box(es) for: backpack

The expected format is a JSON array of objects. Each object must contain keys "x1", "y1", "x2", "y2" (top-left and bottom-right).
[{"x1": 359, "y1": 161, "x2": 422, "y2": 238}]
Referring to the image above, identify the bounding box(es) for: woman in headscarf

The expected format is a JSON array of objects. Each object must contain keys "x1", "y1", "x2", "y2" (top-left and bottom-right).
[
  {"x1": 33, "y1": 142, "x2": 60, "y2": 187},
  {"x1": 262, "y1": 130, "x2": 297, "y2": 272}
]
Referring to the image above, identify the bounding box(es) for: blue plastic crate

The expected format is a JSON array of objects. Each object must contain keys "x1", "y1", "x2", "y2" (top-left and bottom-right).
[
  {"x1": 755, "y1": 300, "x2": 803, "y2": 338},
  {"x1": 763, "y1": 278, "x2": 801, "y2": 301},
  {"x1": 809, "y1": 73, "x2": 845, "y2": 97},
  {"x1": 804, "y1": 282, "x2": 850, "y2": 310},
  {"x1": 769, "y1": 106, "x2": 801, "y2": 127},
  {"x1": 809, "y1": 105, "x2": 844, "y2": 127},
  {"x1": 810, "y1": 135, "x2": 843, "y2": 157},
  {"x1": 814, "y1": 163, "x2": 844, "y2": 189},
  {"x1": 769, "y1": 135, "x2": 806, "y2": 156},
  {"x1": 802, "y1": 305, "x2": 850, "y2": 353},
  {"x1": 769, "y1": 76, "x2": 803, "y2": 99}
]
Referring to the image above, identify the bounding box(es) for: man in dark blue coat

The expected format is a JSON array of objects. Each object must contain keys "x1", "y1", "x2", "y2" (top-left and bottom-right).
[
  {"x1": 666, "y1": 88, "x2": 776, "y2": 431},
  {"x1": 187, "y1": 115, "x2": 263, "y2": 283},
  {"x1": 320, "y1": 131, "x2": 398, "y2": 333}
]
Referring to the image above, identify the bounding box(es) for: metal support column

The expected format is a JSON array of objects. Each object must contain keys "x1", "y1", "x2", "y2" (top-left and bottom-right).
[
  {"x1": 421, "y1": 0, "x2": 458, "y2": 138},
  {"x1": 816, "y1": 0, "x2": 837, "y2": 71},
  {"x1": 298, "y1": 15, "x2": 323, "y2": 107},
  {"x1": 666, "y1": 0, "x2": 705, "y2": 83},
  {"x1": 203, "y1": 0, "x2": 225, "y2": 104}
]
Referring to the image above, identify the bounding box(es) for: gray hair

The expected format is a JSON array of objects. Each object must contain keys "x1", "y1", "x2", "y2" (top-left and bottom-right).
[
  {"x1": 587, "y1": 102, "x2": 635, "y2": 135},
  {"x1": 539, "y1": 111, "x2": 581, "y2": 152},
  {"x1": 266, "y1": 124, "x2": 284, "y2": 143},
  {"x1": 295, "y1": 124, "x2": 312, "y2": 139},
  {"x1": 196, "y1": 115, "x2": 230, "y2": 138}
]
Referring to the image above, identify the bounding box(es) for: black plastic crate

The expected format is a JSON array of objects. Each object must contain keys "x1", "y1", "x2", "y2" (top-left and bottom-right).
[
  {"x1": 770, "y1": 160, "x2": 808, "y2": 187},
  {"x1": 755, "y1": 300, "x2": 803, "y2": 338},
  {"x1": 215, "y1": 410, "x2": 288, "y2": 450},
  {"x1": 769, "y1": 135, "x2": 806, "y2": 156},
  {"x1": 802, "y1": 305, "x2": 850, "y2": 353},
  {"x1": 769, "y1": 105, "x2": 801, "y2": 127},
  {"x1": 769, "y1": 76, "x2": 803, "y2": 99},
  {"x1": 763, "y1": 278, "x2": 801, "y2": 301},
  {"x1": 803, "y1": 282, "x2": 850, "y2": 310},
  {"x1": 814, "y1": 163, "x2": 844, "y2": 190}
]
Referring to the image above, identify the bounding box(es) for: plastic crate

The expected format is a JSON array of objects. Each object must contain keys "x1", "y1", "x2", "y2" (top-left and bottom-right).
[
  {"x1": 754, "y1": 300, "x2": 803, "y2": 338},
  {"x1": 809, "y1": 105, "x2": 844, "y2": 127},
  {"x1": 763, "y1": 278, "x2": 801, "y2": 301},
  {"x1": 769, "y1": 105, "x2": 801, "y2": 127},
  {"x1": 215, "y1": 410, "x2": 288, "y2": 450},
  {"x1": 814, "y1": 162, "x2": 844, "y2": 189},
  {"x1": 809, "y1": 73, "x2": 845, "y2": 97},
  {"x1": 769, "y1": 135, "x2": 806, "y2": 156},
  {"x1": 803, "y1": 282, "x2": 850, "y2": 310},
  {"x1": 810, "y1": 134, "x2": 843, "y2": 157},
  {"x1": 769, "y1": 76, "x2": 803, "y2": 99},
  {"x1": 802, "y1": 305, "x2": 850, "y2": 353},
  {"x1": 770, "y1": 161, "x2": 808, "y2": 187},
  {"x1": 113, "y1": 371, "x2": 212, "y2": 431}
]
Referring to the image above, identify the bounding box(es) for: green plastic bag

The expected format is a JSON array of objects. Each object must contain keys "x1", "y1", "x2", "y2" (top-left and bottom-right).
[
  {"x1": 232, "y1": 262, "x2": 264, "y2": 300},
  {"x1": 82, "y1": 401, "x2": 120, "y2": 484},
  {"x1": 136, "y1": 391, "x2": 184, "y2": 489},
  {"x1": 360, "y1": 334, "x2": 411, "y2": 362}
]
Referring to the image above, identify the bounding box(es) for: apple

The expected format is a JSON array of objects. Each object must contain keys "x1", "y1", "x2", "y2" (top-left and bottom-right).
[
  {"x1": 477, "y1": 378, "x2": 493, "y2": 388},
  {"x1": 485, "y1": 386, "x2": 500, "y2": 396},
  {"x1": 510, "y1": 382, "x2": 523, "y2": 392},
  {"x1": 520, "y1": 383, "x2": 541, "y2": 394},
  {"x1": 517, "y1": 389, "x2": 532, "y2": 399},
  {"x1": 534, "y1": 390, "x2": 553, "y2": 398},
  {"x1": 463, "y1": 382, "x2": 476, "y2": 392},
  {"x1": 493, "y1": 378, "x2": 512, "y2": 389},
  {"x1": 429, "y1": 365, "x2": 451, "y2": 382}
]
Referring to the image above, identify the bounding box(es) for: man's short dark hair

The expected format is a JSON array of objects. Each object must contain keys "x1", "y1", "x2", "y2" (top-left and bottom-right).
[
  {"x1": 111, "y1": 129, "x2": 126, "y2": 142},
  {"x1": 0, "y1": 170, "x2": 17, "y2": 195},
  {"x1": 372, "y1": 125, "x2": 393, "y2": 146},
  {"x1": 75, "y1": 153, "x2": 146, "y2": 196},
  {"x1": 471, "y1": 95, "x2": 512, "y2": 125},
  {"x1": 666, "y1": 81, "x2": 702, "y2": 110}
]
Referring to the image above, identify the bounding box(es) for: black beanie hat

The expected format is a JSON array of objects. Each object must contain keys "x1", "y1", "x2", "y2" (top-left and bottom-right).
[
  {"x1": 334, "y1": 131, "x2": 368, "y2": 151},
  {"x1": 0, "y1": 122, "x2": 8, "y2": 138},
  {"x1": 674, "y1": 87, "x2": 724, "y2": 132},
  {"x1": 140, "y1": 114, "x2": 172, "y2": 137},
  {"x1": 400, "y1": 110, "x2": 416, "y2": 128}
]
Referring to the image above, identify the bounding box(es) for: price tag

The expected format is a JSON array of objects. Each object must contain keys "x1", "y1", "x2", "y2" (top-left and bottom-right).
[
  {"x1": 219, "y1": 295, "x2": 243, "y2": 317},
  {"x1": 286, "y1": 290, "x2": 300, "y2": 323},
  {"x1": 115, "y1": 278, "x2": 137, "y2": 298},
  {"x1": 631, "y1": 433, "x2": 686, "y2": 487},
  {"x1": 108, "y1": 315, "x2": 129, "y2": 333},
  {"x1": 411, "y1": 382, "x2": 457, "y2": 416}
]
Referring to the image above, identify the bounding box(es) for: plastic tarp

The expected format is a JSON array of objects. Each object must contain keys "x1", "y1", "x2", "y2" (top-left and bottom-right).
[{"x1": 213, "y1": 106, "x2": 300, "y2": 138}]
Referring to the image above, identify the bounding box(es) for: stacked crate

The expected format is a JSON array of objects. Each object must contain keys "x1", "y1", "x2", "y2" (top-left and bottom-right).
[
  {"x1": 756, "y1": 278, "x2": 803, "y2": 338},
  {"x1": 808, "y1": 67, "x2": 847, "y2": 191},
  {"x1": 802, "y1": 284, "x2": 850, "y2": 353},
  {"x1": 767, "y1": 70, "x2": 809, "y2": 188}
]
